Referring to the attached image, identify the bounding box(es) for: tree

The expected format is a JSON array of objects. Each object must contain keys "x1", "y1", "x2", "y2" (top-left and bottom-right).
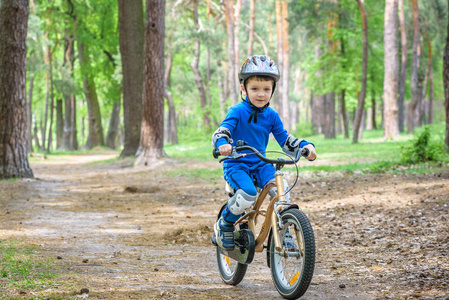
[
  {"x1": 135, "y1": 0, "x2": 166, "y2": 165},
  {"x1": 408, "y1": 0, "x2": 420, "y2": 134},
  {"x1": 398, "y1": 0, "x2": 408, "y2": 132},
  {"x1": 190, "y1": 0, "x2": 210, "y2": 127},
  {"x1": 247, "y1": 0, "x2": 255, "y2": 57},
  {"x1": 118, "y1": 0, "x2": 144, "y2": 157},
  {"x1": 383, "y1": 0, "x2": 400, "y2": 139},
  {"x1": 444, "y1": 0, "x2": 449, "y2": 150},
  {"x1": 223, "y1": 0, "x2": 238, "y2": 105},
  {"x1": 0, "y1": 0, "x2": 33, "y2": 179},
  {"x1": 79, "y1": 42, "x2": 105, "y2": 149},
  {"x1": 353, "y1": 0, "x2": 368, "y2": 144}
]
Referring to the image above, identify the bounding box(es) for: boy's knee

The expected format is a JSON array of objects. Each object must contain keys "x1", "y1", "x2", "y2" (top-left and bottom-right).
[{"x1": 228, "y1": 189, "x2": 257, "y2": 215}]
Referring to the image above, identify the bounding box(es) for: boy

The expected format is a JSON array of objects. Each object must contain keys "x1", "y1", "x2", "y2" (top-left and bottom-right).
[{"x1": 212, "y1": 55, "x2": 316, "y2": 250}]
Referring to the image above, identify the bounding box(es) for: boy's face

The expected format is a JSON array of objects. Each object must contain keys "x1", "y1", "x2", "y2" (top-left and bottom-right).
[{"x1": 241, "y1": 77, "x2": 274, "y2": 108}]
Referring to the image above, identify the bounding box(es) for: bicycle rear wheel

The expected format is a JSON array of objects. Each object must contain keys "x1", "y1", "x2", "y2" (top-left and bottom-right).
[
  {"x1": 270, "y1": 208, "x2": 315, "y2": 299},
  {"x1": 215, "y1": 204, "x2": 248, "y2": 285}
]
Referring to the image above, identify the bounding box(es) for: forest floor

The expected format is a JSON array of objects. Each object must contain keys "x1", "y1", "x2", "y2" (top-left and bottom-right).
[{"x1": 0, "y1": 152, "x2": 449, "y2": 300}]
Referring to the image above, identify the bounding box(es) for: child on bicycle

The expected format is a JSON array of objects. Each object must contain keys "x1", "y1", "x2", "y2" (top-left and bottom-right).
[{"x1": 212, "y1": 55, "x2": 317, "y2": 250}]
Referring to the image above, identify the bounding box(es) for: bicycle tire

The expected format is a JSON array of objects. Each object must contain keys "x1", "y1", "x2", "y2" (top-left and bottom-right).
[
  {"x1": 269, "y1": 208, "x2": 315, "y2": 299},
  {"x1": 215, "y1": 204, "x2": 248, "y2": 286}
]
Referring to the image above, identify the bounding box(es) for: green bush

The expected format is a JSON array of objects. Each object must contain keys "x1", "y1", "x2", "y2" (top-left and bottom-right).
[{"x1": 400, "y1": 126, "x2": 447, "y2": 164}]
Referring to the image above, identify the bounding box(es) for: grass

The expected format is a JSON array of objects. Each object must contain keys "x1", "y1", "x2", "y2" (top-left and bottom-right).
[
  {"x1": 165, "y1": 124, "x2": 449, "y2": 174},
  {"x1": 164, "y1": 167, "x2": 224, "y2": 181},
  {"x1": 0, "y1": 240, "x2": 80, "y2": 299}
]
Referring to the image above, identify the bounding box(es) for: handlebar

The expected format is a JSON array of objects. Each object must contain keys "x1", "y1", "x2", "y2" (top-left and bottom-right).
[{"x1": 212, "y1": 140, "x2": 310, "y2": 165}]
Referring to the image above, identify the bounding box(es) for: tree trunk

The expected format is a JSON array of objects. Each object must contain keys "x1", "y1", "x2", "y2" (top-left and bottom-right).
[
  {"x1": 106, "y1": 97, "x2": 121, "y2": 149},
  {"x1": 275, "y1": 1, "x2": 285, "y2": 122},
  {"x1": 424, "y1": 35, "x2": 433, "y2": 124},
  {"x1": 191, "y1": 0, "x2": 210, "y2": 127},
  {"x1": 164, "y1": 52, "x2": 178, "y2": 145},
  {"x1": 33, "y1": 120, "x2": 41, "y2": 151},
  {"x1": 383, "y1": 0, "x2": 399, "y2": 140},
  {"x1": 398, "y1": 0, "x2": 407, "y2": 133},
  {"x1": 234, "y1": 0, "x2": 241, "y2": 91},
  {"x1": 408, "y1": 0, "x2": 420, "y2": 134},
  {"x1": 56, "y1": 99, "x2": 63, "y2": 149},
  {"x1": 62, "y1": 31, "x2": 78, "y2": 151},
  {"x1": 281, "y1": 1, "x2": 290, "y2": 131},
  {"x1": 0, "y1": 0, "x2": 33, "y2": 179},
  {"x1": 339, "y1": 90, "x2": 349, "y2": 139},
  {"x1": 324, "y1": 92, "x2": 336, "y2": 139},
  {"x1": 353, "y1": 0, "x2": 368, "y2": 144},
  {"x1": 444, "y1": 0, "x2": 449, "y2": 149},
  {"x1": 371, "y1": 94, "x2": 377, "y2": 130},
  {"x1": 339, "y1": 35, "x2": 349, "y2": 139},
  {"x1": 135, "y1": 0, "x2": 166, "y2": 165},
  {"x1": 247, "y1": 0, "x2": 255, "y2": 57},
  {"x1": 47, "y1": 50, "x2": 55, "y2": 152},
  {"x1": 79, "y1": 42, "x2": 104, "y2": 149},
  {"x1": 223, "y1": 0, "x2": 237, "y2": 105},
  {"x1": 42, "y1": 59, "x2": 49, "y2": 151},
  {"x1": 27, "y1": 75, "x2": 34, "y2": 153},
  {"x1": 118, "y1": 0, "x2": 144, "y2": 158},
  {"x1": 165, "y1": 90, "x2": 178, "y2": 145}
]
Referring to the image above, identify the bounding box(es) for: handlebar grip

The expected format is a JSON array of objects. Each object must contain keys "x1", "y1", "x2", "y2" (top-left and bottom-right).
[
  {"x1": 212, "y1": 148, "x2": 221, "y2": 159},
  {"x1": 301, "y1": 147, "x2": 310, "y2": 158}
]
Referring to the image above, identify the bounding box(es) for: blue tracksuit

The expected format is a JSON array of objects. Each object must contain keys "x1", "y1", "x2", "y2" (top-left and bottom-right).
[{"x1": 216, "y1": 99, "x2": 309, "y2": 223}]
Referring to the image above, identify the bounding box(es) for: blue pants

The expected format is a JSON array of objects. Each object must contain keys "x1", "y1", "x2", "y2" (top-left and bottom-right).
[{"x1": 221, "y1": 161, "x2": 275, "y2": 223}]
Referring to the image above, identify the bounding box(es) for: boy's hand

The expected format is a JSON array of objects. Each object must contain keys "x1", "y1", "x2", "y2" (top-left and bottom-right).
[
  {"x1": 219, "y1": 144, "x2": 232, "y2": 156},
  {"x1": 304, "y1": 144, "x2": 317, "y2": 161}
]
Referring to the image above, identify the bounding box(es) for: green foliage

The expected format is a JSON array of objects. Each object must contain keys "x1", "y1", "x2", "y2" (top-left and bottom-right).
[{"x1": 400, "y1": 126, "x2": 448, "y2": 164}]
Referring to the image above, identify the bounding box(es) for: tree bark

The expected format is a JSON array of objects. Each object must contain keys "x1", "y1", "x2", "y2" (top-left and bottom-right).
[
  {"x1": 118, "y1": 0, "x2": 144, "y2": 157},
  {"x1": 61, "y1": 14, "x2": 78, "y2": 151},
  {"x1": 324, "y1": 92, "x2": 336, "y2": 139},
  {"x1": 339, "y1": 89, "x2": 349, "y2": 139},
  {"x1": 56, "y1": 99, "x2": 63, "y2": 149},
  {"x1": 247, "y1": 0, "x2": 255, "y2": 57},
  {"x1": 383, "y1": 0, "x2": 400, "y2": 140},
  {"x1": 135, "y1": 0, "x2": 166, "y2": 165},
  {"x1": 234, "y1": 0, "x2": 241, "y2": 89},
  {"x1": 79, "y1": 43, "x2": 104, "y2": 149},
  {"x1": 339, "y1": 34, "x2": 349, "y2": 139},
  {"x1": 164, "y1": 53, "x2": 178, "y2": 145},
  {"x1": 46, "y1": 47, "x2": 55, "y2": 152},
  {"x1": 0, "y1": 0, "x2": 33, "y2": 179},
  {"x1": 223, "y1": 0, "x2": 237, "y2": 105},
  {"x1": 27, "y1": 76, "x2": 34, "y2": 153},
  {"x1": 281, "y1": 1, "x2": 290, "y2": 131},
  {"x1": 191, "y1": 0, "x2": 210, "y2": 127},
  {"x1": 424, "y1": 36, "x2": 433, "y2": 124},
  {"x1": 275, "y1": 1, "x2": 285, "y2": 122},
  {"x1": 398, "y1": 0, "x2": 407, "y2": 133},
  {"x1": 408, "y1": 0, "x2": 420, "y2": 134},
  {"x1": 444, "y1": 0, "x2": 449, "y2": 149},
  {"x1": 353, "y1": 0, "x2": 368, "y2": 144},
  {"x1": 106, "y1": 97, "x2": 121, "y2": 149}
]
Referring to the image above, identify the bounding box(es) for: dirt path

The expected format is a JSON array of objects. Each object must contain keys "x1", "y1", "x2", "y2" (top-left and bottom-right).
[{"x1": 1, "y1": 154, "x2": 448, "y2": 299}]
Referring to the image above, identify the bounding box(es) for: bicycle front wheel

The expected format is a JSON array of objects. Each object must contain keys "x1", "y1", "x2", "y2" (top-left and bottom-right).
[{"x1": 270, "y1": 208, "x2": 315, "y2": 299}]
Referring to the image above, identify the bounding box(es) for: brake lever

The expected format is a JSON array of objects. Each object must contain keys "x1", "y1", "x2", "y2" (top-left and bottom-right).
[{"x1": 218, "y1": 148, "x2": 245, "y2": 163}]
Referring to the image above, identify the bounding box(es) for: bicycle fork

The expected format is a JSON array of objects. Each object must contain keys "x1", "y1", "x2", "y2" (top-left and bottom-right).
[{"x1": 271, "y1": 170, "x2": 286, "y2": 253}]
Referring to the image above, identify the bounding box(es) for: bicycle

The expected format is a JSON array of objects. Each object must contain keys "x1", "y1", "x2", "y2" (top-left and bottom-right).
[{"x1": 211, "y1": 140, "x2": 316, "y2": 299}]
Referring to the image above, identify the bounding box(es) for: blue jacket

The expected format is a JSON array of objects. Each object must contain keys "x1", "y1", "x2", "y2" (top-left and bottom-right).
[{"x1": 216, "y1": 100, "x2": 308, "y2": 167}]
